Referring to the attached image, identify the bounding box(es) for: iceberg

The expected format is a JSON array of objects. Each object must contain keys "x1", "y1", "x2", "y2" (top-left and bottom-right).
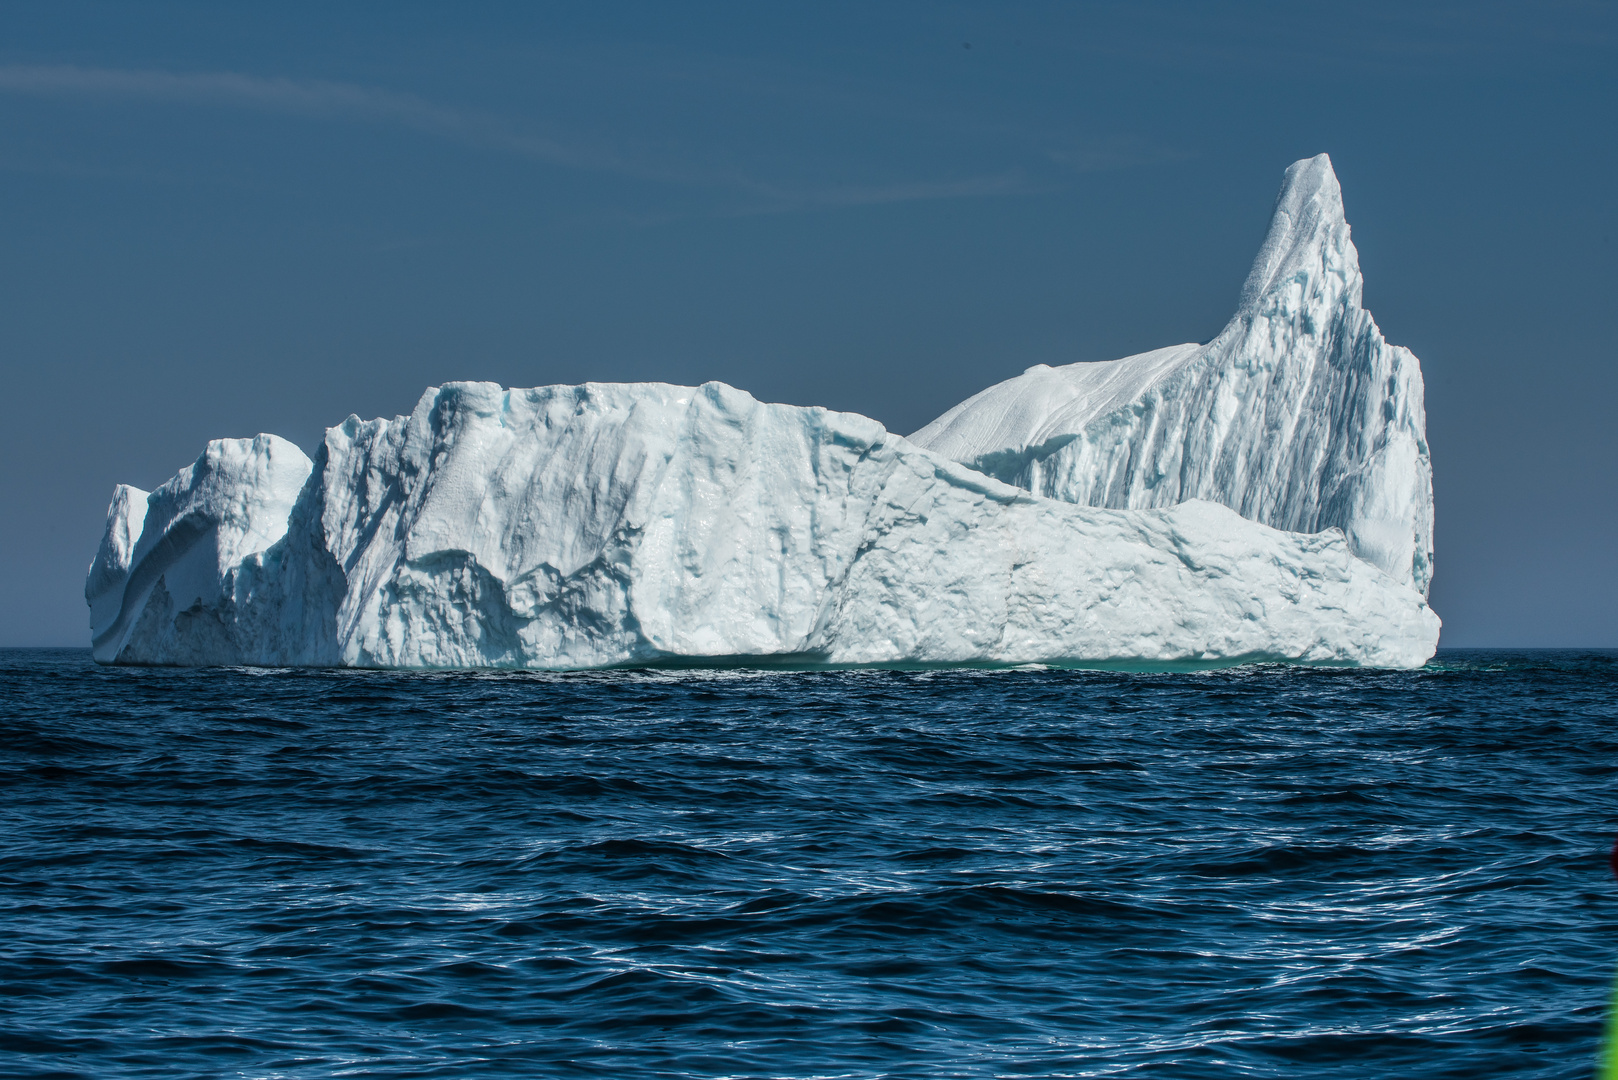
[
  {"x1": 910, "y1": 154, "x2": 1434, "y2": 597},
  {"x1": 87, "y1": 155, "x2": 1439, "y2": 670}
]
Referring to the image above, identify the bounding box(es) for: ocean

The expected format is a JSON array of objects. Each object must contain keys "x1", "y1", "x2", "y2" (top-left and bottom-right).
[{"x1": 2, "y1": 648, "x2": 1614, "y2": 1078}]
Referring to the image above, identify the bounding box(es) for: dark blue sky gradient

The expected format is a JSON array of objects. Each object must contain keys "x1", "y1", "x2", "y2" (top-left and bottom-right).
[{"x1": 2, "y1": 1, "x2": 1614, "y2": 646}]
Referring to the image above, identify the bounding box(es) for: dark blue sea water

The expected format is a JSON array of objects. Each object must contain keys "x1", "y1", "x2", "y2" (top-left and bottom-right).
[{"x1": 2, "y1": 649, "x2": 1615, "y2": 1079}]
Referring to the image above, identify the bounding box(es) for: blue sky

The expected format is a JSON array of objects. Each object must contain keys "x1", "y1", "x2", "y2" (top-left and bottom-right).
[{"x1": 2, "y1": 1, "x2": 1614, "y2": 646}]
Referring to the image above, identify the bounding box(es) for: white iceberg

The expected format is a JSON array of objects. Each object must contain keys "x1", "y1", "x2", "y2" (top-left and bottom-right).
[{"x1": 87, "y1": 155, "x2": 1440, "y2": 670}]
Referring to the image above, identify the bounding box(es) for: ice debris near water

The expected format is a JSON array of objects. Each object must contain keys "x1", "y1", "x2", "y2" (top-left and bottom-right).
[{"x1": 88, "y1": 155, "x2": 1439, "y2": 670}]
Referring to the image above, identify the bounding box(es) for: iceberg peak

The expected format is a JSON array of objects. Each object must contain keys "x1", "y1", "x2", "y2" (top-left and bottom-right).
[
  {"x1": 1237, "y1": 153, "x2": 1353, "y2": 313},
  {"x1": 910, "y1": 154, "x2": 1434, "y2": 598}
]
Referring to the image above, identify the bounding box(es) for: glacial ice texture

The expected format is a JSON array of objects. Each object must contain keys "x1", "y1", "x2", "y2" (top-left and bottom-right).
[
  {"x1": 910, "y1": 154, "x2": 1434, "y2": 597},
  {"x1": 87, "y1": 156, "x2": 1440, "y2": 670}
]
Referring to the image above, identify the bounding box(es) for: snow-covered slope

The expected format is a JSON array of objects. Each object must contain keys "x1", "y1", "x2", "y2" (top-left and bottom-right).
[
  {"x1": 910, "y1": 155, "x2": 1434, "y2": 596},
  {"x1": 88, "y1": 379, "x2": 1438, "y2": 669}
]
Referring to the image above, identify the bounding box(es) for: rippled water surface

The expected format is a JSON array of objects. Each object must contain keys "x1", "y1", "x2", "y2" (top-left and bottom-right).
[{"x1": 2, "y1": 649, "x2": 1615, "y2": 1078}]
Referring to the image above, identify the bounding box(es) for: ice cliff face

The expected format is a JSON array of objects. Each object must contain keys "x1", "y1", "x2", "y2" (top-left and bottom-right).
[
  {"x1": 910, "y1": 155, "x2": 1434, "y2": 597},
  {"x1": 87, "y1": 155, "x2": 1440, "y2": 670}
]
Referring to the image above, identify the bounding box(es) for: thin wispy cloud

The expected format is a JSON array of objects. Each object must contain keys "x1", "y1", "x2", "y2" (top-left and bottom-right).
[
  {"x1": 0, "y1": 63, "x2": 1114, "y2": 214},
  {"x1": 735, "y1": 171, "x2": 1040, "y2": 216},
  {"x1": 1046, "y1": 139, "x2": 1193, "y2": 174},
  {"x1": 553, "y1": 43, "x2": 1191, "y2": 180},
  {"x1": 0, "y1": 64, "x2": 624, "y2": 172}
]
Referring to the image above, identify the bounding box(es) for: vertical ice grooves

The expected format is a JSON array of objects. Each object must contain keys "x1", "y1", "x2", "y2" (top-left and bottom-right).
[{"x1": 908, "y1": 154, "x2": 1434, "y2": 597}]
